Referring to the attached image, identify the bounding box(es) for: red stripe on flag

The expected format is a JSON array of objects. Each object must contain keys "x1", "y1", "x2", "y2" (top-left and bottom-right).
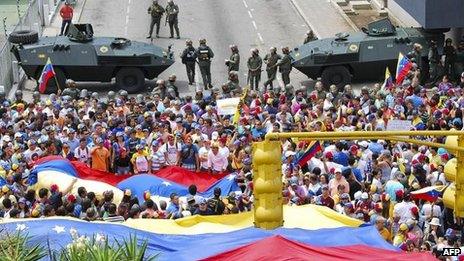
[{"x1": 297, "y1": 141, "x2": 322, "y2": 167}]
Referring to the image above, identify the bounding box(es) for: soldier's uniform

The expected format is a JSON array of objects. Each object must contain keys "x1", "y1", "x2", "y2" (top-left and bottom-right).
[
  {"x1": 196, "y1": 40, "x2": 214, "y2": 89},
  {"x1": 147, "y1": 1, "x2": 165, "y2": 38},
  {"x1": 247, "y1": 50, "x2": 262, "y2": 91},
  {"x1": 428, "y1": 41, "x2": 440, "y2": 84},
  {"x1": 276, "y1": 48, "x2": 292, "y2": 86},
  {"x1": 166, "y1": 75, "x2": 179, "y2": 98},
  {"x1": 226, "y1": 47, "x2": 240, "y2": 72},
  {"x1": 263, "y1": 49, "x2": 280, "y2": 90},
  {"x1": 444, "y1": 38, "x2": 457, "y2": 79},
  {"x1": 303, "y1": 30, "x2": 317, "y2": 44},
  {"x1": 165, "y1": 1, "x2": 180, "y2": 39},
  {"x1": 181, "y1": 41, "x2": 197, "y2": 85}
]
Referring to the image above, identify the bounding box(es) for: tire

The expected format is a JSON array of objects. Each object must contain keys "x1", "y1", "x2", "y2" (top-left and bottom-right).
[
  {"x1": 8, "y1": 30, "x2": 39, "y2": 45},
  {"x1": 37, "y1": 67, "x2": 66, "y2": 94},
  {"x1": 115, "y1": 67, "x2": 145, "y2": 93},
  {"x1": 321, "y1": 66, "x2": 351, "y2": 90}
]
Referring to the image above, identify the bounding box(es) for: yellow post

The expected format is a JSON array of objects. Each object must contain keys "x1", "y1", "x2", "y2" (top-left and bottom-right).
[
  {"x1": 252, "y1": 140, "x2": 283, "y2": 229},
  {"x1": 456, "y1": 135, "x2": 464, "y2": 217}
]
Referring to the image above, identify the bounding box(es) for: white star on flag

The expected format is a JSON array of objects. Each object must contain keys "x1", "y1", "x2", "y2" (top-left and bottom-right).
[
  {"x1": 162, "y1": 181, "x2": 171, "y2": 186},
  {"x1": 16, "y1": 224, "x2": 27, "y2": 231},
  {"x1": 52, "y1": 225, "x2": 66, "y2": 234},
  {"x1": 227, "y1": 174, "x2": 236, "y2": 181}
]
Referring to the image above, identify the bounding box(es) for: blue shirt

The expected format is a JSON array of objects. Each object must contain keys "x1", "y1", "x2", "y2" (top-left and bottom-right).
[
  {"x1": 333, "y1": 151, "x2": 349, "y2": 167},
  {"x1": 167, "y1": 203, "x2": 182, "y2": 219},
  {"x1": 385, "y1": 180, "x2": 404, "y2": 202},
  {"x1": 368, "y1": 142, "x2": 383, "y2": 155}
]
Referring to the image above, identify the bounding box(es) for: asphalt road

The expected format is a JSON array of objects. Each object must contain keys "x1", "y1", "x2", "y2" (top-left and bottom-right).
[{"x1": 75, "y1": 0, "x2": 310, "y2": 96}]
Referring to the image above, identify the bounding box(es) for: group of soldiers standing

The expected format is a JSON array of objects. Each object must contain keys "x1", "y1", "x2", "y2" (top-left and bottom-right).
[
  {"x1": 179, "y1": 40, "x2": 294, "y2": 93},
  {"x1": 147, "y1": 0, "x2": 180, "y2": 39}
]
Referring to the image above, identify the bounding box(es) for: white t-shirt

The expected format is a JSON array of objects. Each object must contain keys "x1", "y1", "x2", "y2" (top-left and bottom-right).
[
  {"x1": 162, "y1": 142, "x2": 182, "y2": 165},
  {"x1": 74, "y1": 146, "x2": 90, "y2": 164},
  {"x1": 394, "y1": 201, "x2": 417, "y2": 223},
  {"x1": 198, "y1": 146, "x2": 210, "y2": 169}
]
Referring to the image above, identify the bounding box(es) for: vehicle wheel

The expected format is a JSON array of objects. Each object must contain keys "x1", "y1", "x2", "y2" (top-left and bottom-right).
[
  {"x1": 321, "y1": 66, "x2": 351, "y2": 90},
  {"x1": 38, "y1": 67, "x2": 66, "y2": 94},
  {"x1": 115, "y1": 67, "x2": 145, "y2": 93},
  {"x1": 8, "y1": 30, "x2": 39, "y2": 45}
]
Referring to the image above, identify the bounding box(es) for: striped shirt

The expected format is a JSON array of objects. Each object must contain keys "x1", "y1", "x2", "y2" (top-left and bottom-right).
[{"x1": 151, "y1": 150, "x2": 166, "y2": 171}]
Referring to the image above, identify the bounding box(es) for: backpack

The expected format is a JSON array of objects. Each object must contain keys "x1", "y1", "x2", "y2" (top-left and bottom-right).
[
  {"x1": 198, "y1": 48, "x2": 210, "y2": 61},
  {"x1": 183, "y1": 48, "x2": 196, "y2": 63}
]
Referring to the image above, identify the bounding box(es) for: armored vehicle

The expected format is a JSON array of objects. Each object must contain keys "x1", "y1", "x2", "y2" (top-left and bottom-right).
[
  {"x1": 291, "y1": 18, "x2": 445, "y2": 88},
  {"x1": 9, "y1": 24, "x2": 174, "y2": 93}
]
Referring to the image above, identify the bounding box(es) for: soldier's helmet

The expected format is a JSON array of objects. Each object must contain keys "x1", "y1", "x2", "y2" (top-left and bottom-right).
[
  {"x1": 186, "y1": 39, "x2": 193, "y2": 46},
  {"x1": 80, "y1": 89, "x2": 88, "y2": 98},
  {"x1": 446, "y1": 38, "x2": 453, "y2": 43},
  {"x1": 169, "y1": 74, "x2": 177, "y2": 81},
  {"x1": 230, "y1": 44, "x2": 238, "y2": 51},
  {"x1": 251, "y1": 48, "x2": 259, "y2": 54},
  {"x1": 156, "y1": 79, "x2": 165, "y2": 85},
  {"x1": 107, "y1": 91, "x2": 116, "y2": 101},
  {"x1": 199, "y1": 38, "x2": 206, "y2": 44},
  {"x1": 91, "y1": 92, "x2": 99, "y2": 99},
  {"x1": 119, "y1": 90, "x2": 129, "y2": 98},
  {"x1": 285, "y1": 84, "x2": 293, "y2": 91},
  {"x1": 33, "y1": 91, "x2": 40, "y2": 100},
  {"x1": 270, "y1": 47, "x2": 277, "y2": 52},
  {"x1": 282, "y1": 46, "x2": 289, "y2": 53},
  {"x1": 136, "y1": 94, "x2": 144, "y2": 103},
  {"x1": 66, "y1": 79, "x2": 75, "y2": 87},
  {"x1": 15, "y1": 90, "x2": 23, "y2": 100},
  {"x1": 430, "y1": 39, "x2": 437, "y2": 46}
]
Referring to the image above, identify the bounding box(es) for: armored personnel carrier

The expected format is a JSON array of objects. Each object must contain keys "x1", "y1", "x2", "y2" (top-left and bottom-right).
[
  {"x1": 291, "y1": 18, "x2": 445, "y2": 88},
  {"x1": 9, "y1": 24, "x2": 174, "y2": 93}
]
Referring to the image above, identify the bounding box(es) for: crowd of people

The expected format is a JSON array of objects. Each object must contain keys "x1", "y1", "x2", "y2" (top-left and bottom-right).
[{"x1": 0, "y1": 40, "x2": 464, "y2": 258}]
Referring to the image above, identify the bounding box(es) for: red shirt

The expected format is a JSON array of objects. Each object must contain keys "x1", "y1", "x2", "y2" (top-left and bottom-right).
[{"x1": 60, "y1": 5, "x2": 73, "y2": 20}]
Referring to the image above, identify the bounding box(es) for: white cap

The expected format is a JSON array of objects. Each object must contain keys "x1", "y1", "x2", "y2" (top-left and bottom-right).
[
  {"x1": 83, "y1": 115, "x2": 90, "y2": 121},
  {"x1": 14, "y1": 133, "x2": 22, "y2": 138},
  {"x1": 3, "y1": 135, "x2": 11, "y2": 142},
  {"x1": 284, "y1": 150, "x2": 296, "y2": 158},
  {"x1": 354, "y1": 191, "x2": 362, "y2": 200},
  {"x1": 361, "y1": 192, "x2": 369, "y2": 199},
  {"x1": 335, "y1": 168, "x2": 342, "y2": 174},
  {"x1": 211, "y1": 131, "x2": 219, "y2": 140}
]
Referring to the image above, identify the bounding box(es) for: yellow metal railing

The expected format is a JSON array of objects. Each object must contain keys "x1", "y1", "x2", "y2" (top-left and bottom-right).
[{"x1": 252, "y1": 131, "x2": 464, "y2": 229}]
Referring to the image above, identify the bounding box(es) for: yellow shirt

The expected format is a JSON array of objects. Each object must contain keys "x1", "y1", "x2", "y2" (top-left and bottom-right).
[{"x1": 379, "y1": 227, "x2": 392, "y2": 242}]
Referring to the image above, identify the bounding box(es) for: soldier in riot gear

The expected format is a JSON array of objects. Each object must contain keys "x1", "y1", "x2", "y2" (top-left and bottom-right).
[
  {"x1": 223, "y1": 71, "x2": 240, "y2": 96},
  {"x1": 303, "y1": 30, "x2": 317, "y2": 44},
  {"x1": 165, "y1": 0, "x2": 180, "y2": 39},
  {"x1": 0, "y1": 88, "x2": 8, "y2": 104},
  {"x1": 119, "y1": 90, "x2": 129, "y2": 101},
  {"x1": 225, "y1": 45, "x2": 240, "y2": 72},
  {"x1": 247, "y1": 48, "x2": 262, "y2": 91},
  {"x1": 152, "y1": 79, "x2": 167, "y2": 99},
  {"x1": 13, "y1": 90, "x2": 27, "y2": 107},
  {"x1": 284, "y1": 84, "x2": 294, "y2": 99},
  {"x1": 91, "y1": 92, "x2": 99, "y2": 100},
  {"x1": 136, "y1": 94, "x2": 144, "y2": 103},
  {"x1": 263, "y1": 47, "x2": 280, "y2": 90},
  {"x1": 80, "y1": 89, "x2": 88, "y2": 99},
  {"x1": 444, "y1": 38, "x2": 457, "y2": 79},
  {"x1": 195, "y1": 38, "x2": 214, "y2": 90},
  {"x1": 166, "y1": 74, "x2": 179, "y2": 98},
  {"x1": 428, "y1": 40, "x2": 440, "y2": 84},
  {"x1": 32, "y1": 91, "x2": 41, "y2": 104},
  {"x1": 107, "y1": 91, "x2": 116, "y2": 102},
  {"x1": 180, "y1": 40, "x2": 197, "y2": 85},
  {"x1": 275, "y1": 47, "x2": 292, "y2": 86},
  {"x1": 147, "y1": 0, "x2": 165, "y2": 38},
  {"x1": 62, "y1": 79, "x2": 79, "y2": 100}
]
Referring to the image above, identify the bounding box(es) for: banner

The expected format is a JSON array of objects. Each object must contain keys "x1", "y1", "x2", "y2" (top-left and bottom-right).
[{"x1": 217, "y1": 97, "x2": 240, "y2": 115}]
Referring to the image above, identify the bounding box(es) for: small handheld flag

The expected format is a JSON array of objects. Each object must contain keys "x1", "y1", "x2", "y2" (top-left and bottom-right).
[
  {"x1": 296, "y1": 141, "x2": 322, "y2": 167},
  {"x1": 381, "y1": 67, "x2": 393, "y2": 91},
  {"x1": 38, "y1": 58, "x2": 56, "y2": 94},
  {"x1": 395, "y1": 53, "x2": 413, "y2": 85},
  {"x1": 232, "y1": 88, "x2": 248, "y2": 126}
]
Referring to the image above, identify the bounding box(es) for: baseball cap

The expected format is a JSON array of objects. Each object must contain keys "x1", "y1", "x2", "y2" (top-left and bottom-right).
[
  {"x1": 211, "y1": 131, "x2": 219, "y2": 140},
  {"x1": 284, "y1": 150, "x2": 296, "y2": 158},
  {"x1": 361, "y1": 192, "x2": 369, "y2": 199}
]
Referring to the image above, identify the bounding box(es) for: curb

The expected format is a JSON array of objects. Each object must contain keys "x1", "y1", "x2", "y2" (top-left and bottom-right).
[
  {"x1": 328, "y1": 0, "x2": 359, "y2": 31},
  {"x1": 288, "y1": 0, "x2": 321, "y2": 38}
]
